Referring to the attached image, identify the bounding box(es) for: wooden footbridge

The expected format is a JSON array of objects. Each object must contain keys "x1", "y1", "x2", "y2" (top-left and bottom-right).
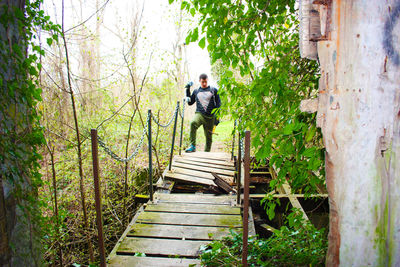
[
  {"x1": 90, "y1": 102, "x2": 325, "y2": 266},
  {"x1": 106, "y1": 151, "x2": 245, "y2": 266}
]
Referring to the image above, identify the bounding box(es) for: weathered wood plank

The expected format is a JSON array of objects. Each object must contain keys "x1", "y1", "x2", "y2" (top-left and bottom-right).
[
  {"x1": 175, "y1": 158, "x2": 236, "y2": 171},
  {"x1": 212, "y1": 172, "x2": 236, "y2": 193},
  {"x1": 137, "y1": 212, "x2": 242, "y2": 227},
  {"x1": 107, "y1": 206, "x2": 146, "y2": 262},
  {"x1": 128, "y1": 223, "x2": 239, "y2": 240},
  {"x1": 108, "y1": 256, "x2": 201, "y2": 267},
  {"x1": 173, "y1": 162, "x2": 235, "y2": 176},
  {"x1": 154, "y1": 193, "x2": 234, "y2": 204},
  {"x1": 144, "y1": 203, "x2": 240, "y2": 214},
  {"x1": 177, "y1": 155, "x2": 233, "y2": 166},
  {"x1": 281, "y1": 182, "x2": 309, "y2": 221},
  {"x1": 163, "y1": 172, "x2": 217, "y2": 186},
  {"x1": 183, "y1": 151, "x2": 230, "y2": 159},
  {"x1": 117, "y1": 237, "x2": 208, "y2": 257},
  {"x1": 170, "y1": 167, "x2": 234, "y2": 182}
]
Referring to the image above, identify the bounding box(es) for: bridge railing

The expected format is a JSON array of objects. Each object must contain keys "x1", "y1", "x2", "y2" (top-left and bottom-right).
[{"x1": 89, "y1": 100, "x2": 185, "y2": 267}]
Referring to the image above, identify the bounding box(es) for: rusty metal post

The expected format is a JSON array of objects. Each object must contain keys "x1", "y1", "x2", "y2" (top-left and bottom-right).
[
  {"x1": 231, "y1": 120, "x2": 236, "y2": 160},
  {"x1": 242, "y1": 130, "x2": 250, "y2": 267},
  {"x1": 148, "y1": 110, "x2": 153, "y2": 201},
  {"x1": 237, "y1": 132, "x2": 241, "y2": 205},
  {"x1": 178, "y1": 101, "x2": 185, "y2": 156},
  {"x1": 169, "y1": 101, "x2": 180, "y2": 171},
  {"x1": 90, "y1": 129, "x2": 106, "y2": 267}
]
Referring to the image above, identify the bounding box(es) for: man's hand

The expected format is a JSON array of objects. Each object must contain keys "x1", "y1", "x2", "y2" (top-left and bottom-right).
[{"x1": 185, "y1": 81, "x2": 193, "y2": 89}]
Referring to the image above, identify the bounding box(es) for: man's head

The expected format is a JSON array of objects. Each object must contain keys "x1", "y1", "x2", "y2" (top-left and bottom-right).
[{"x1": 199, "y1": 73, "x2": 208, "y2": 88}]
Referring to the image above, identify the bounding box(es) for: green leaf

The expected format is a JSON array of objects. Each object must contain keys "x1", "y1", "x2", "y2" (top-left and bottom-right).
[
  {"x1": 46, "y1": 37, "x2": 53, "y2": 46},
  {"x1": 198, "y1": 37, "x2": 206, "y2": 49}
]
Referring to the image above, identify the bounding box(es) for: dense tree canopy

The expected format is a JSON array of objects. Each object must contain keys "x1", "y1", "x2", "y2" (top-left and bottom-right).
[{"x1": 180, "y1": 0, "x2": 324, "y2": 196}]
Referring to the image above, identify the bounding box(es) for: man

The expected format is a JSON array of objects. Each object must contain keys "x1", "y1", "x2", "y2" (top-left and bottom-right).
[{"x1": 185, "y1": 73, "x2": 221, "y2": 152}]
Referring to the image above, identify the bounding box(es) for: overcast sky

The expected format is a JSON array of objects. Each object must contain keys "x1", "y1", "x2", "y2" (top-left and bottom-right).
[{"x1": 44, "y1": 0, "x2": 213, "y2": 89}]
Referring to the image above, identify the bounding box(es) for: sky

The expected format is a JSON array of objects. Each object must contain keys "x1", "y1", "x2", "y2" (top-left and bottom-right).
[{"x1": 44, "y1": 0, "x2": 213, "y2": 90}]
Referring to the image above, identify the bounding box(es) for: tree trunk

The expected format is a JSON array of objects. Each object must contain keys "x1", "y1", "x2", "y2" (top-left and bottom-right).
[
  {"x1": 300, "y1": 0, "x2": 400, "y2": 265},
  {"x1": 0, "y1": 0, "x2": 42, "y2": 266}
]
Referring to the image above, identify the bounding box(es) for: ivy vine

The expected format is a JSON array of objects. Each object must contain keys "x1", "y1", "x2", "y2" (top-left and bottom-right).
[{"x1": 0, "y1": 0, "x2": 60, "y2": 258}]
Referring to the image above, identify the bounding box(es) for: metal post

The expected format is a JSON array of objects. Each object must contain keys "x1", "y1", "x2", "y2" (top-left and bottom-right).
[
  {"x1": 169, "y1": 101, "x2": 180, "y2": 171},
  {"x1": 148, "y1": 110, "x2": 153, "y2": 201},
  {"x1": 178, "y1": 101, "x2": 185, "y2": 155},
  {"x1": 90, "y1": 129, "x2": 106, "y2": 267},
  {"x1": 242, "y1": 130, "x2": 251, "y2": 267},
  {"x1": 231, "y1": 120, "x2": 237, "y2": 160},
  {"x1": 237, "y1": 132, "x2": 241, "y2": 205}
]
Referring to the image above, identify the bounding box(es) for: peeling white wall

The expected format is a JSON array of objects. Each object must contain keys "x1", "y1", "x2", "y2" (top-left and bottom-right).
[{"x1": 300, "y1": 0, "x2": 400, "y2": 266}]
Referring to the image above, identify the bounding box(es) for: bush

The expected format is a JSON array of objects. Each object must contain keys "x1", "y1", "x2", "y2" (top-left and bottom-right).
[{"x1": 200, "y1": 213, "x2": 327, "y2": 267}]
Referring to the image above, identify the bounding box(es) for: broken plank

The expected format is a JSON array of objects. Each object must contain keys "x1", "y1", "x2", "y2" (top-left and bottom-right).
[
  {"x1": 173, "y1": 162, "x2": 235, "y2": 176},
  {"x1": 212, "y1": 172, "x2": 236, "y2": 193},
  {"x1": 260, "y1": 224, "x2": 277, "y2": 232},
  {"x1": 177, "y1": 155, "x2": 233, "y2": 166},
  {"x1": 128, "y1": 224, "x2": 238, "y2": 240},
  {"x1": 108, "y1": 256, "x2": 201, "y2": 267},
  {"x1": 163, "y1": 172, "x2": 216, "y2": 186},
  {"x1": 170, "y1": 167, "x2": 234, "y2": 182},
  {"x1": 117, "y1": 237, "x2": 208, "y2": 257},
  {"x1": 137, "y1": 212, "x2": 242, "y2": 227},
  {"x1": 281, "y1": 182, "x2": 309, "y2": 221},
  {"x1": 248, "y1": 205, "x2": 256, "y2": 237},
  {"x1": 175, "y1": 158, "x2": 236, "y2": 171},
  {"x1": 144, "y1": 203, "x2": 240, "y2": 214}
]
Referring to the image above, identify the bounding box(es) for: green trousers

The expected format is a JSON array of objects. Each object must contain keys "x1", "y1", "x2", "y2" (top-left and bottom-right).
[{"x1": 190, "y1": 112, "x2": 214, "y2": 152}]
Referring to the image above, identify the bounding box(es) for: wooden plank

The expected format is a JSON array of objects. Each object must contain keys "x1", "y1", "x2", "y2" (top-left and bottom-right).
[
  {"x1": 154, "y1": 193, "x2": 234, "y2": 204},
  {"x1": 137, "y1": 212, "x2": 242, "y2": 227},
  {"x1": 144, "y1": 203, "x2": 240, "y2": 214},
  {"x1": 117, "y1": 237, "x2": 208, "y2": 257},
  {"x1": 108, "y1": 256, "x2": 201, "y2": 267},
  {"x1": 184, "y1": 151, "x2": 230, "y2": 159},
  {"x1": 170, "y1": 167, "x2": 234, "y2": 182},
  {"x1": 163, "y1": 172, "x2": 217, "y2": 186},
  {"x1": 281, "y1": 182, "x2": 309, "y2": 221},
  {"x1": 248, "y1": 206, "x2": 256, "y2": 237},
  {"x1": 128, "y1": 223, "x2": 238, "y2": 240},
  {"x1": 107, "y1": 206, "x2": 145, "y2": 262},
  {"x1": 260, "y1": 224, "x2": 277, "y2": 232},
  {"x1": 175, "y1": 158, "x2": 236, "y2": 171},
  {"x1": 173, "y1": 162, "x2": 235, "y2": 177},
  {"x1": 177, "y1": 155, "x2": 234, "y2": 167},
  {"x1": 212, "y1": 172, "x2": 236, "y2": 193}
]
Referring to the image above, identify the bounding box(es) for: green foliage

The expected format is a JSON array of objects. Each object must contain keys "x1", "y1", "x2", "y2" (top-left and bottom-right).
[
  {"x1": 177, "y1": 0, "x2": 325, "y2": 195},
  {"x1": 0, "y1": 0, "x2": 59, "y2": 221},
  {"x1": 200, "y1": 213, "x2": 327, "y2": 266}
]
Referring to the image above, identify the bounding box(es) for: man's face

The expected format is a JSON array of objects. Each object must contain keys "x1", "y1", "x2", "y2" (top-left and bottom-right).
[{"x1": 200, "y1": 78, "x2": 208, "y2": 88}]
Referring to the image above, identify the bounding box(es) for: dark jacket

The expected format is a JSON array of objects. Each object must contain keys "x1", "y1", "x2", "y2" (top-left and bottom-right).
[{"x1": 186, "y1": 86, "x2": 221, "y2": 117}]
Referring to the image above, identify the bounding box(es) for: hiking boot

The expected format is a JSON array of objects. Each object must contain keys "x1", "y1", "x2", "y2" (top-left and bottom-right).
[{"x1": 185, "y1": 145, "x2": 196, "y2": 153}]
